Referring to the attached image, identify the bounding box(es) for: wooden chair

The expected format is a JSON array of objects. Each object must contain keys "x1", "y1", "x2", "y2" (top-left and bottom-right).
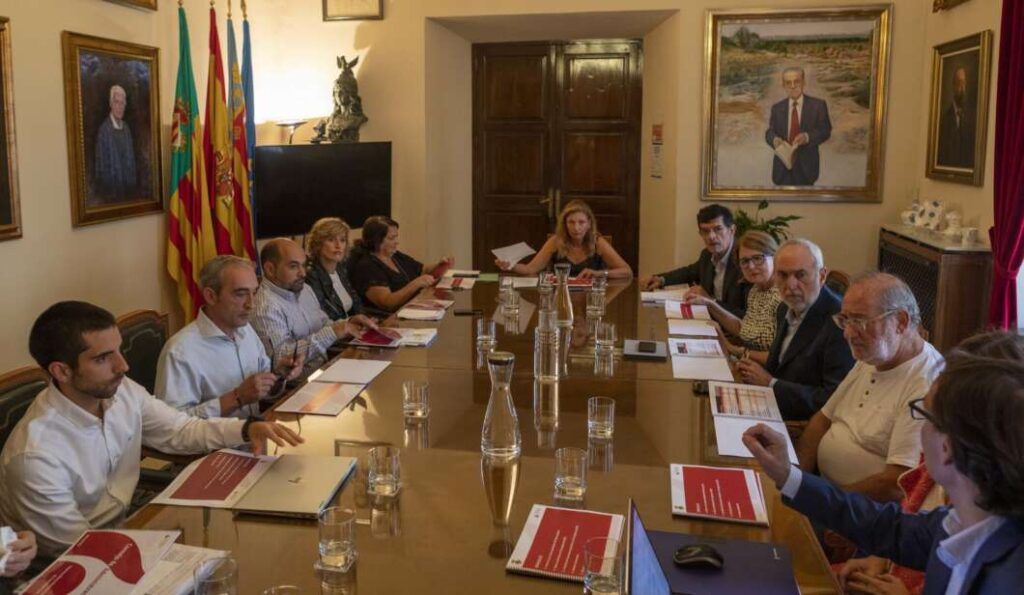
[
  {"x1": 116, "y1": 309, "x2": 169, "y2": 395},
  {"x1": 825, "y1": 270, "x2": 851, "y2": 297},
  {"x1": 0, "y1": 366, "x2": 48, "y2": 450}
]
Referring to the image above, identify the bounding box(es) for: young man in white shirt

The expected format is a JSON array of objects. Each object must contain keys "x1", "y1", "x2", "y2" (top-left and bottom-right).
[
  {"x1": 796, "y1": 272, "x2": 943, "y2": 502},
  {"x1": 0, "y1": 301, "x2": 303, "y2": 556}
]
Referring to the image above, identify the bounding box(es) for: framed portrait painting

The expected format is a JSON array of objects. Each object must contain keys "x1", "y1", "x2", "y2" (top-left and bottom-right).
[
  {"x1": 702, "y1": 6, "x2": 893, "y2": 202},
  {"x1": 61, "y1": 32, "x2": 161, "y2": 227},
  {"x1": 323, "y1": 0, "x2": 383, "y2": 21},
  {"x1": 0, "y1": 17, "x2": 21, "y2": 241},
  {"x1": 102, "y1": 0, "x2": 158, "y2": 10},
  {"x1": 925, "y1": 31, "x2": 992, "y2": 186}
]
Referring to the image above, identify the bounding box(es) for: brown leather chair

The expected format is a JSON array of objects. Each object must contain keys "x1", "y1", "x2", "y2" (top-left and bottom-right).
[
  {"x1": 825, "y1": 270, "x2": 851, "y2": 297},
  {"x1": 116, "y1": 310, "x2": 169, "y2": 395},
  {"x1": 0, "y1": 366, "x2": 48, "y2": 451}
]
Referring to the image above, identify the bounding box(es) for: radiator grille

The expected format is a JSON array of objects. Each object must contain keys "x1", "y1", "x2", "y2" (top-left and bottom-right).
[{"x1": 879, "y1": 242, "x2": 938, "y2": 337}]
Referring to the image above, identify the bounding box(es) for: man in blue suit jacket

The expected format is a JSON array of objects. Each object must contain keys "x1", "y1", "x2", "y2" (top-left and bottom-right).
[
  {"x1": 764, "y1": 67, "x2": 832, "y2": 186},
  {"x1": 743, "y1": 330, "x2": 1024, "y2": 595},
  {"x1": 737, "y1": 239, "x2": 854, "y2": 420}
]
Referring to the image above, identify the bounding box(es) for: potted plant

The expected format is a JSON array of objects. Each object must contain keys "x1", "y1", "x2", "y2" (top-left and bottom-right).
[{"x1": 733, "y1": 200, "x2": 801, "y2": 243}]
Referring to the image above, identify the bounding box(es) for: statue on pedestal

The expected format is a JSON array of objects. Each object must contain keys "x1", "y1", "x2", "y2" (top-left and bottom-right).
[{"x1": 311, "y1": 55, "x2": 368, "y2": 144}]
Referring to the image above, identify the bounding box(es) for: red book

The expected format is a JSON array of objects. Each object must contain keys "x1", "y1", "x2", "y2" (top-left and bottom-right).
[
  {"x1": 350, "y1": 327, "x2": 402, "y2": 348},
  {"x1": 507, "y1": 505, "x2": 624, "y2": 582},
  {"x1": 431, "y1": 261, "x2": 452, "y2": 280},
  {"x1": 669, "y1": 464, "x2": 768, "y2": 526}
]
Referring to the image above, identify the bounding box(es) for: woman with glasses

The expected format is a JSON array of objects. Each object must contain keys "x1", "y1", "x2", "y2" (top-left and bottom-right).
[{"x1": 687, "y1": 230, "x2": 781, "y2": 364}]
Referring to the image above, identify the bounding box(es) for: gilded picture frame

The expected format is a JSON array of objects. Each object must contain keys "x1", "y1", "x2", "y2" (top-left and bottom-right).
[
  {"x1": 323, "y1": 0, "x2": 383, "y2": 21},
  {"x1": 925, "y1": 31, "x2": 992, "y2": 186},
  {"x1": 0, "y1": 17, "x2": 21, "y2": 241},
  {"x1": 61, "y1": 32, "x2": 162, "y2": 227},
  {"x1": 702, "y1": 5, "x2": 893, "y2": 203},
  {"x1": 102, "y1": 0, "x2": 158, "y2": 10}
]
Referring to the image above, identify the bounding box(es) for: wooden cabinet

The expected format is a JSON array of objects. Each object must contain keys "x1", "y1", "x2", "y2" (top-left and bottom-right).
[{"x1": 878, "y1": 225, "x2": 992, "y2": 353}]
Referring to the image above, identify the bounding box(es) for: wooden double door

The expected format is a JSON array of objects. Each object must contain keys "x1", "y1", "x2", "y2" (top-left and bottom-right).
[{"x1": 472, "y1": 40, "x2": 643, "y2": 271}]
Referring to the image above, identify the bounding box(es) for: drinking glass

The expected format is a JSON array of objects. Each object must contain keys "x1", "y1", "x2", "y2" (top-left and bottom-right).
[
  {"x1": 586, "y1": 290, "x2": 605, "y2": 318},
  {"x1": 193, "y1": 556, "x2": 238, "y2": 595},
  {"x1": 587, "y1": 396, "x2": 615, "y2": 441},
  {"x1": 583, "y1": 537, "x2": 623, "y2": 595},
  {"x1": 594, "y1": 322, "x2": 616, "y2": 352},
  {"x1": 553, "y1": 447, "x2": 587, "y2": 501},
  {"x1": 318, "y1": 507, "x2": 357, "y2": 572},
  {"x1": 503, "y1": 288, "x2": 521, "y2": 314},
  {"x1": 402, "y1": 380, "x2": 429, "y2": 419},
  {"x1": 591, "y1": 270, "x2": 609, "y2": 293},
  {"x1": 476, "y1": 318, "x2": 496, "y2": 346},
  {"x1": 368, "y1": 446, "x2": 401, "y2": 496}
]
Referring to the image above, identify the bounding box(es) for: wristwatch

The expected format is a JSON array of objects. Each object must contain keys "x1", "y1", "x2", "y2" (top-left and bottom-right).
[{"x1": 240, "y1": 415, "x2": 262, "y2": 442}]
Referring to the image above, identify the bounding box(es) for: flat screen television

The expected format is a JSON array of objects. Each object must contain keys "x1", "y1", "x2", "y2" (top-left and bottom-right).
[{"x1": 253, "y1": 142, "x2": 391, "y2": 238}]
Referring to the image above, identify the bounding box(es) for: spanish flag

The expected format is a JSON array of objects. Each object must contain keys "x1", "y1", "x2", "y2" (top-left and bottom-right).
[
  {"x1": 203, "y1": 6, "x2": 234, "y2": 257},
  {"x1": 166, "y1": 6, "x2": 214, "y2": 321},
  {"x1": 227, "y1": 10, "x2": 255, "y2": 260}
]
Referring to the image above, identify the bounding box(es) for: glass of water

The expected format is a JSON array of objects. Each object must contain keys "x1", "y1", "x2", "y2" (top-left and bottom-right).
[
  {"x1": 594, "y1": 322, "x2": 616, "y2": 352},
  {"x1": 318, "y1": 507, "x2": 357, "y2": 572},
  {"x1": 586, "y1": 290, "x2": 605, "y2": 318},
  {"x1": 588, "y1": 396, "x2": 615, "y2": 441},
  {"x1": 583, "y1": 537, "x2": 623, "y2": 595},
  {"x1": 402, "y1": 380, "x2": 429, "y2": 419},
  {"x1": 368, "y1": 446, "x2": 401, "y2": 496},
  {"x1": 554, "y1": 447, "x2": 588, "y2": 501},
  {"x1": 194, "y1": 556, "x2": 238, "y2": 595},
  {"x1": 476, "y1": 318, "x2": 496, "y2": 346},
  {"x1": 503, "y1": 288, "x2": 520, "y2": 314},
  {"x1": 591, "y1": 270, "x2": 609, "y2": 293}
]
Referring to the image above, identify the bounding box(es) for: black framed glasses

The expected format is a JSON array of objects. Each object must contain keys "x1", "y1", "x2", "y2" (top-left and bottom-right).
[
  {"x1": 738, "y1": 254, "x2": 769, "y2": 268},
  {"x1": 908, "y1": 398, "x2": 938, "y2": 426}
]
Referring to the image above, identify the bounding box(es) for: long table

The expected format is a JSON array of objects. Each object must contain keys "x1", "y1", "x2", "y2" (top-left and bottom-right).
[{"x1": 127, "y1": 280, "x2": 840, "y2": 593}]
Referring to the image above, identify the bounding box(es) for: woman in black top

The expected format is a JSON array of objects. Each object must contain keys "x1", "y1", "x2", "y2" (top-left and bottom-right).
[
  {"x1": 304, "y1": 217, "x2": 363, "y2": 320},
  {"x1": 495, "y1": 199, "x2": 632, "y2": 279},
  {"x1": 349, "y1": 216, "x2": 453, "y2": 312}
]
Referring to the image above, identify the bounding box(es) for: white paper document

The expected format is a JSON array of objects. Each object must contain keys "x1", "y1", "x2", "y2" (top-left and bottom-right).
[
  {"x1": 664, "y1": 299, "x2": 712, "y2": 320},
  {"x1": 394, "y1": 328, "x2": 438, "y2": 347},
  {"x1": 708, "y1": 381, "x2": 797, "y2": 461},
  {"x1": 640, "y1": 285, "x2": 690, "y2": 303},
  {"x1": 491, "y1": 242, "x2": 537, "y2": 265},
  {"x1": 313, "y1": 358, "x2": 391, "y2": 384},
  {"x1": 274, "y1": 382, "x2": 365, "y2": 416},
  {"x1": 397, "y1": 307, "x2": 445, "y2": 321},
  {"x1": 152, "y1": 449, "x2": 278, "y2": 509},
  {"x1": 138, "y1": 544, "x2": 228, "y2": 595},
  {"x1": 670, "y1": 355, "x2": 734, "y2": 381},
  {"x1": 667, "y1": 319, "x2": 719, "y2": 337},
  {"x1": 774, "y1": 140, "x2": 797, "y2": 170},
  {"x1": 668, "y1": 338, "x2": 724, "y2": 357},
  {"x1": 511, "y1": 277, "x2": 539, "y2": 289}
]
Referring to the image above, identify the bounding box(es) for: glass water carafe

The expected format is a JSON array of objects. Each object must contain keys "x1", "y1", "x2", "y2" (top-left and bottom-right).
[
  {"x1": 553, "y1": 263, "x2": 574, "y2": 328},
  {"x1": 481, "y1": 351, "x2": 521, "y2": 458}
]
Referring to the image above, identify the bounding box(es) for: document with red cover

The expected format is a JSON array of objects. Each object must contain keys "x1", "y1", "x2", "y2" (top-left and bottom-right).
[
  {"x1": 541, "y1": 274, "x2": 593, "y2": 289},
  {"x1": 152, "y1": 449, "x2": 276, "y2": 508},
  {"x1": 22, "y1": 530, "x2": 178, "y2": 595},
  {"x1": 436, "y1": 276, "x2": 475, "y2": 290},
  {"x1": 507, "y1": 505, "x2": 624, "y2": 582},
  {"x1": 431, "y1": 261, "x2": 452, "y2": 280},
  {"x1": 349, "y1": 327, "x2": 402, "y2": 348},
  {"x1": 669, "y1": 464, "x2": 768, "y2": 526},
  {"x1": 274, "y1": 382, "x2": 365, "y2": 416},
  {"x1": 663, "y1": 299, "x2": 712, "y2": 320}
]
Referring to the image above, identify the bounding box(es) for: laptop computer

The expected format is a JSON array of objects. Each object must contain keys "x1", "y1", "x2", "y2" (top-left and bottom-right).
[{"x1": 233, "y1": 455, "x2": 357, "y2": 519}]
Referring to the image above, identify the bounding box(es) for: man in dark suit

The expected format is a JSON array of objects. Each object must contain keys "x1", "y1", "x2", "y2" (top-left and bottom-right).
[
  {"x1": 764, "y1": 67, "x2": 832, "y2": 186},
  {"x1": 737, "y1": 239, "x2": 854, "y2": 420},
  {"x1": 742, "y1": 330, "x2": 1024, "y2": 595},
  {"x1": 639, "y1": 204, "x2": 749, "y2": 317},
  {"x1": 937, "y1": 66, "x2": 975, "y2": 169}
]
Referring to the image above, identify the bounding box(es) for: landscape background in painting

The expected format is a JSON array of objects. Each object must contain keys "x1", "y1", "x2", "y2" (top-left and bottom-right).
[{"x1": 714, "y1": 19, "x2": 876, "y2": 189}]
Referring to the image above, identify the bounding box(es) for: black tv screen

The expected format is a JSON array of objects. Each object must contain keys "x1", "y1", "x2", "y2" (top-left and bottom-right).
[{"x1": 253, "y1": 142, "x2": 391, "y2": 238}]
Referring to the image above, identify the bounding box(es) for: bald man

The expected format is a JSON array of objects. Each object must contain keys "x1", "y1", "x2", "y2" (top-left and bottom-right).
[{"x1": 251, "y1": 238, "x2": 377, "y2": 378}]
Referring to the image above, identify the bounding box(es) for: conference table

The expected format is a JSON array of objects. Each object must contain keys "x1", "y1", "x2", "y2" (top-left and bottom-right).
[{"x1": 127, "y1": 279, "x2": 841, "y2": 594}]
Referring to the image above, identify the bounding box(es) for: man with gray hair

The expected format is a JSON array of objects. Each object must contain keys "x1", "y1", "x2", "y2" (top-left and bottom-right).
[
  {"x1": 738, "y1": 238, "x2": 854, "y2": 420},
  {"x1": 94, "y1": 84, "x2": 137, "y2": 202},
  {"x1": 795, "y1": 272, "x2": 943, "y2": 502},
  {"x1": 764, "y1": 66, "x2": 832, "y2": 186},
  {"x1": 155, "y1": 255, "x2": 304, "y2": 418}
]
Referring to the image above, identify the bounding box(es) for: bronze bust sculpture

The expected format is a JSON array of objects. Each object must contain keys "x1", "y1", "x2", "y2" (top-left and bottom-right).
[{"x1": 311, "y1": 55, "x2": 369, "y2": 144}]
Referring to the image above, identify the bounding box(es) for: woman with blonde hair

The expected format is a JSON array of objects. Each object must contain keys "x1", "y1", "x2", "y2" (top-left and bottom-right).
[
  {"x1": 495, "y1": 199, "x2": 632, "y2": 279},
  {"x1": 304, "y1": 217, "x2": 363, "y2": 320}
]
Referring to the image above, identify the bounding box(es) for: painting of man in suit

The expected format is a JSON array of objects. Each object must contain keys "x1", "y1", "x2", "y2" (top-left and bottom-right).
[
  {"x1": 764, "y1": 67, "x2": 832, "y2": 186},
  {"x1": 93, "y1": 84, "x2": 138, "y2": 202},
  {"x1": 936, "y1": 65, "x2": 975, "y2": 169}
]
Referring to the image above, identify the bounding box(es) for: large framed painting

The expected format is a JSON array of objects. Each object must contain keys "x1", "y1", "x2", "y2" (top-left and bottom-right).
[
  {"x1": 925, "y1": 31, "x2": 992, "y2": 186},
  {"x1": 102, "y1": 0, "x2": 158, "y2": 9},
  {"x1": 702, "y1": 6, "x2": 893, "y2": 202},
  {"x1": 0, "y1": 17, "x2": 20, "y2": 241},
  {"x1": 61, "y1": 32, "x2": 162, "y2": 227},
  {"x1": 323, "y1": 0, "x2": 383, "y2": 21}
]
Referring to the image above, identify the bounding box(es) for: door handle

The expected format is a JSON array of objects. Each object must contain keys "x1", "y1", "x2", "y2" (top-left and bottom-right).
[{"x1": 539, "y1": 188, "x2": 554, "y2": 220}]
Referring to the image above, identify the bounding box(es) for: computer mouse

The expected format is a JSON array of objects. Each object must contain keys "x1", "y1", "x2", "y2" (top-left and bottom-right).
[{"x1": 673, "y1": 544, "x2": 724, "y2": 570}]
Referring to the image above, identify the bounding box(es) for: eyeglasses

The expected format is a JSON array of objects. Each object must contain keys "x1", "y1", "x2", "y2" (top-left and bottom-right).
[
  {"x1": 832, "y1": 310, "x2": 896, "y2": 333},
  {"x1": 738, "y1": 254, "x2": 768, "y2": 268},
  {"x1": 908, "y1": 398, "x2": 939, "y2": 427}
]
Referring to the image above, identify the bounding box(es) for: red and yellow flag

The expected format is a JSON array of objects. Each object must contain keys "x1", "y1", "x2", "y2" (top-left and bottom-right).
[
  {"x1": 227, "y1": 11, "x2": 255, "y2": 260},
  {"x1": 203, "y1": 6, "x2": 234, "y2": 257},
  {"x1": 167, "y1": 5, "x2": 214, "y2": 322}
]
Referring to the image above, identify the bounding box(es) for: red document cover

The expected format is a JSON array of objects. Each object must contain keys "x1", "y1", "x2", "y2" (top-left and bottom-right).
[
  {"x1": 431, "y1": 261, "x2": 452, "y2": 280},
  {"x1": 507, "y1": 505, "x2": 624, "y2": 582},
  {"x1": 171, "y1": 450, "x2": 261, "y2": 500},
  {"x1": 669, "y1": 464, "x2": 768, "y2": 526},
  {"x1": 351, "y1": 327, "x2": 401, "y2": 348}
]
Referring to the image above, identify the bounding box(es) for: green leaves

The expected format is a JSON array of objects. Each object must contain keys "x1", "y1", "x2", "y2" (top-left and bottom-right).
[{"x1": 734, "y1": 202, "x2": 802, "y2": 244}]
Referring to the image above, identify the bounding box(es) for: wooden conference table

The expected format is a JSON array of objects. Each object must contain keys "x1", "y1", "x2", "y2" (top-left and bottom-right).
[{"x1": 128, "y1": 280, "x2": 840, "y2": 594}]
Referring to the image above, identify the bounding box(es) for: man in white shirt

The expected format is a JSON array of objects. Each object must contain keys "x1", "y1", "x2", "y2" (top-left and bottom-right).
[
  {"x1": 155, "y1": 256, "x2": 304, "y2": 418},
  {"x1": 0, "y1": 301, "x2": 303, "y2": 556},
  {"x1": 743, "y1": 330, "x2": 1024, "y2": 595},
  {"x1": 251, "y1": 238, "x2": 376, "y2": 378},
  {"x1": 796, "y1": 272, "x2": 943, "y2": 502}
]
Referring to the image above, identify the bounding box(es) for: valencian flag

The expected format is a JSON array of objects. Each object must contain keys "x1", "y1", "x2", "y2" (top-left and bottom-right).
[
  {"x1": 203, "y1": 5, "x2": 235, "y2": 256},
  {"x1": 167, "y1": 5, "x2": 214, "y2": 322},
  {"x1": 227, "y1": 7, "x2": 256, "y2": 260},
  {"x1": 242, "y1": 1, "x2": 256, "y2": 188}
]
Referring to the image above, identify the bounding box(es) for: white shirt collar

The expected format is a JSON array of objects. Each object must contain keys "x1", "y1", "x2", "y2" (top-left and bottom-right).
[
  {"x1": 195, "y1": 307, "x2": 253, "y2": 342},
  {"x1": 43, "y1": 381, "x2": 113, "y2": 430},
  {"x1": 936, "y1": 508, "x2": 1007, "y2": 569}
]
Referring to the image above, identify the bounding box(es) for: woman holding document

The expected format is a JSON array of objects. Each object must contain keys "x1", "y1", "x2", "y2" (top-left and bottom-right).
[
  {"x1": 687, "y1": 231, "x2": 781, "y2": 364},
  {"x1": 494, "y1": 200, "x2": 632, "y2": 279},
  {"x1": 348, "y1": 216, "x2": 454, "y2": 312}
]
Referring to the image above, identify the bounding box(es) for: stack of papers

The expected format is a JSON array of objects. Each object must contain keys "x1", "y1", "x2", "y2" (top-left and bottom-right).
[
  {"x1": 275, "y1": 382, "x2": 365, "y2": 416},
  {"x1": 153, "y1": 449, "x2": 277, "y2": 509},
  {"x1": 394, "y1": 328, "x2": 438, "y2": 347},
  {"x1": 668, "y1": 337, "x2": 733, "y2": 381},
  {"x1": 398, "y1": 298, "x2": 454, "y2": 320},
  {"x1": 668, "y1": 338, "x2": 723, "y2": 357},
  {"x1": 349, "y1": 327, "x2": 402, "y2": 348},
  {"x1": 312, "y1": 358, "x2": 391, "y2": 384},
  {"x1": 444, "y1": 269, "x2": 480, "y2": 278},
  {"x1": 491, "y1": 242, "x2": 536, "y2": 266},
  {"x1": 664, "y1": 300, "x2": 711, "y2": 320},
  {"x1": 137, "y1": 543, "x2": 229, "y2": 595},
  {"x1": 511, "y1": 277, "x2": 539, "y2": 289},
  {"x1": 436, "y1": 276, "x2": 475, "y2": 290},
  {"x1": 669, "y1": 464, "x2": 768, "y2": 526},
  {"x1": 640, "y1": 285, "x2": 690, "y2": 303},
  {"x1": 667, "y1": 319, "x2": 719, "y2": 337},
  {"x1": 709, "y1": 381, "x2": 797, "y2": 460}
]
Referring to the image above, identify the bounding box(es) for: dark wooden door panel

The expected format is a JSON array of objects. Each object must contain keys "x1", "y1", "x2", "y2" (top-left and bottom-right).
[
  {"x1": 484, "y1": 132, "x2": 547, "y2": 195},
  {"x1": 484, "y1": 55, "x2": 549, "y2": 121},
  {"x1": 562, "y1": 132, "x2": 627, "y2": 195},
  {"x1": 564, "y1": 55, "x2": 629, "y2": 121}
]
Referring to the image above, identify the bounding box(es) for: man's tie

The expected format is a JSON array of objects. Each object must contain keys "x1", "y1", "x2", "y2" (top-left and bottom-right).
[{"x1": 788, "y1": 100, "x2": 800, "y2": 144}]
